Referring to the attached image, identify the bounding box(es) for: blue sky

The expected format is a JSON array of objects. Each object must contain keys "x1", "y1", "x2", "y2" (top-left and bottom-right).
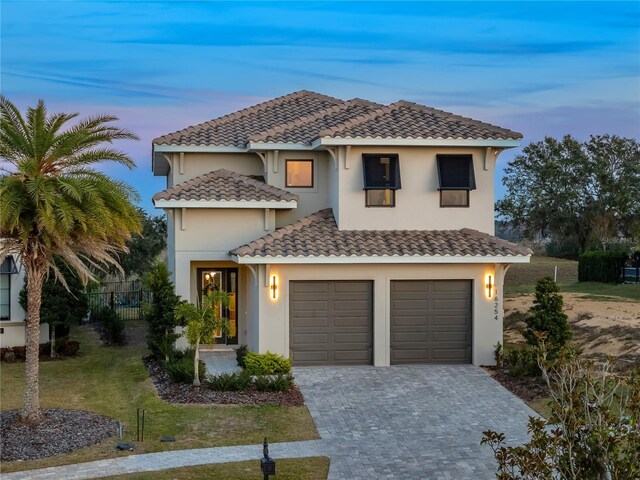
[{"x1": 2, "y1": 1, "x2": 639, "y2": 213}]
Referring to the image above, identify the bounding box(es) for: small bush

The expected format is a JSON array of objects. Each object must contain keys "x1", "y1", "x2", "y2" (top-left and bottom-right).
[
  {"x1": 206, "y1": 371, "x2": 253, "y2": 391},
  {"x1": 236, "y1": 344, "x2": 249, "y2": 368},
  {"x1": 524, "y1": 277, "x2": 571, "y2": 349},
  {"x1": 60, "y1": 339, "x2": 80, "y2": 356},
  {"x1": 92, "y1": 306, "x2": 126, "y2": 346},
  {"x1": 254, "y1": 374, "x2": 294, "y2": 392},
  {"x1": 165, "y1": 350, "x2": 206, "y2": 384},
  {"x1": 244, "y1": 351, "x2": 291, "y2": 375},
  {"x1": 506, "y1": 347, "x2": 541, "y2": 378}
]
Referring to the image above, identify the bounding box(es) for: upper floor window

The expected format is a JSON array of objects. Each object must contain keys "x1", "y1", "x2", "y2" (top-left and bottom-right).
[
  {"x1": 286, "y1": 159, "x2": 314, "y2": 188},
  {"x1": 437, "y1": 154, "x2": 476, "y2": 207},
  {"x1": 363, "y1": 154, "x2": 401, "y2": 207}
]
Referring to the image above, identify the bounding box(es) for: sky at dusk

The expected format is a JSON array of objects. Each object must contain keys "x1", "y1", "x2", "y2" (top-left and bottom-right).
[{"x1": 2, "y1": 1, "x2": 639, "y2": 213}]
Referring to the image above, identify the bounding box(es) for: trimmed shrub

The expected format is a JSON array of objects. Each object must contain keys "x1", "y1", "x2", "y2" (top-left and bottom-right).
[
  {"x1": 166, "y1": 350, "x2": 206, "y2": 384},
  {"x1": 254, "y1": 374, "x2": 294, "y2": 392},
  {"x1": 524, "y1": 277, "x2": 571, "y2": 349},
  {"x1": 206, "y1": 371, "x2": 252, "y2": 391},
  {"x1": 578, "y1": 251, "x2": 627, "y2": 283},
  {"x1": 236, "y1": 344, "x2": 249, "y2": 368},
  {"x1": 59, "y1": 339, "x2": 80, "y2": 356},
  {"x1": 243, "y1": 351, "x2": 291, "y2": 375},
  {"x1": 506, "y1": 347, "x2": 541, "y2": 378},
  {"x1": 92, "y1": 306, "x2": 126, "y2": 346}
]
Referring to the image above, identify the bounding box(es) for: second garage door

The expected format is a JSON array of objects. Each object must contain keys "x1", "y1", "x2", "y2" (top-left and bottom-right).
[
  {"x1": 289, "y1": 281, "x2": 373, "y2": 366},
  {"x1": 391, "y1": 280, "x2": 472, "y2": 364}
]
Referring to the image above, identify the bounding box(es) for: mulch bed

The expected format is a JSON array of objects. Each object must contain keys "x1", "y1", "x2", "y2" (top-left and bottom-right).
[
  {"x1": 483, "y1": 366, "x2": 548, "y2": 403},
  {"x1": 0, "y1": 409, "x2": 118, "y2": 461},
  {"x1": 143, "y1": 356, "x2": 305, "y2": 406}
]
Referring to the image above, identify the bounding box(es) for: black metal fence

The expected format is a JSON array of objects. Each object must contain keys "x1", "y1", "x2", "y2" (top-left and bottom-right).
[{"x1": 87, "y1": 280, "x2": 151, "y2": 321}]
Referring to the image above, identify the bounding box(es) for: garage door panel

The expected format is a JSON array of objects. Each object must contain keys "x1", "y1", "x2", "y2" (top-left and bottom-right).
[
  {"x1": 291, "y1": 333, "x2": 329, "y2": 345},
  {"x1": 391, "y1": 280, "x2": 471, "y2": 364},
  {"x1": 290, "y1": 280, "x2": 373, "y2": 366}
]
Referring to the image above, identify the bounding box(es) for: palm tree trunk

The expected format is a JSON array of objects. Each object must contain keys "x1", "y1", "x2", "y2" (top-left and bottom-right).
[
  {"x1": 193, "y1": 341, "x2": 200, "y2": 386},
  {"x1": 50, "y1": 324, "x2": 57, "y2": 359},
  {"x1": 22, "y1": 263, "x2": 46, "y2": 423}
]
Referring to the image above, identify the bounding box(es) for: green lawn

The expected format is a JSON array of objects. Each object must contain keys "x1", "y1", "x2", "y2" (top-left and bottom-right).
[
  {"x1": 103, "y1": 457, "x2": 330, "y2": 480},
  {"x1": 505, "y1": 255, "x2": 639, "y2": 301},
  {"x1": 0, "y1": 324, "x2": 318, "y2": 473}
]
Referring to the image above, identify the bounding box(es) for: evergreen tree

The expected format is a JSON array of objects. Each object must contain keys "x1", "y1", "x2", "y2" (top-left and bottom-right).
[{"x1": 524, "y1": 277, "x2": 572, "y2": 348}]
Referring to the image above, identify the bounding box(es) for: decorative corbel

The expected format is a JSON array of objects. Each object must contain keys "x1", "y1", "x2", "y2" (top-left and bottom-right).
[
  {"x1": 180, "y1": 208, "x2": 186, "y2": 231},
  {"x1": 264, "y1": 208, "x2": 270, "y2": 231},
  {"x1": 326, "y1": 147, "x2": 339, "y2": 170},
  {"x1": 273, "y1": 150, "x2": 279, "y2": 173},
  {"x1": 264, "y1": 264, "x2": 271, "y2": 288},
  {"x1": 162, "y1": 154, "x2": 173, "y2": 172},
  {"x1": 179, "y1": 152, "x2": 185, "y2": 174},
  {"x1": 246, "y1": 264, "x2": 258, "y2": 287},
  {"x1": 345, "y1": 145, "x2": 351, "y2": 169},
  {"x1": 254, "y1": 151, "x2": 268, "y2": 172}
]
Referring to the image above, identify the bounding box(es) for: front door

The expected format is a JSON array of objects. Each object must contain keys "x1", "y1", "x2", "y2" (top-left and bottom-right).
[{"x1": 198, "y1": 268, "x2": 238, "y2": 345}]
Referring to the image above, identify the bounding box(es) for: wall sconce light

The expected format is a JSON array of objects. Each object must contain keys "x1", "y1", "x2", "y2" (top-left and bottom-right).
[
  {"x1": 270, "y1": 275, "x2": 278, "y2": 299},
  {"x1": 485, "y1": 274, "x2": 493, "y2": 298}
]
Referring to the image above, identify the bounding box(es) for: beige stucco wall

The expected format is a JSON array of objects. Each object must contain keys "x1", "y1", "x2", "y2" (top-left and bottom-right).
[
  {"x1": 336, "y1": 146, "x2": 496, "y2": 233},
  {"x1": 168, "y1": 152, "x2": 264, "y2": 185},
  {"x1": 253, "y1": 262, "x2": 505, "y2": 366}
]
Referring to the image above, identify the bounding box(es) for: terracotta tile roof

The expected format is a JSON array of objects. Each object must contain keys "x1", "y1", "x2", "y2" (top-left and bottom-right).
[
  {"x1": 230, "y1": 209, "x2": 533, "y2": 259},
  {"x1": 153, "y1": 92, "x2": 522, "y2": 148},
  {"x1": 248, "y1": 99, "x2": 382, "y2": 145},
  {"x1": 153, "y1": 91, "x2": 343, "y2": 147},
  {"x1": 317, "y1": 101, "x2": 522, "y2": 140},
  {"x1": 153, "y1": 169, "x2": 298, "y2": 203}
]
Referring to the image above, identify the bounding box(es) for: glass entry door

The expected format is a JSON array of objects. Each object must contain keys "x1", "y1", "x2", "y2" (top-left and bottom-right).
[{"x1": 198, "y1": 268, "x2": 238, "y2": 345}]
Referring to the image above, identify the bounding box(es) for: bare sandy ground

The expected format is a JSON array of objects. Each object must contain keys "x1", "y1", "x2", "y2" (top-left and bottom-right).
[{"x1": 504, "y1": 293, "x2": 640, "y2": 359}]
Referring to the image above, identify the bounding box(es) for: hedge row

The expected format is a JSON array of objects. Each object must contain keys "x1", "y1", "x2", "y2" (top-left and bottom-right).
[{"x1": 578, "y1": 251, "x2": 627, "y2": 284}]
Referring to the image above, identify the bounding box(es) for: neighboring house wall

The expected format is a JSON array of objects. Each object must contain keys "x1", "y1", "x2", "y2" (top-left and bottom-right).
[
  {"x1": 253, "y1": 262, "x2": 508, "y2": 367},
  {"x1": 0, "y1": 259, "x2": 49, "y2": 348},
  {"x1": 337, "y1": 146, "x2": 496, "y2": 233}
]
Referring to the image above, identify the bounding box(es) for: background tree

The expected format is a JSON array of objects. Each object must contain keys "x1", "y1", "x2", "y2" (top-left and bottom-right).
[
  {"x1": 497, "y1": 135, "x2": 640, "y2": 254},
  {"x1": 524, "y1": 277, "x2": 571, "y2": 348},
  {"x1": 116, "y1": 209, "x2": 166, "y2": 277},
  {"x1": 19, "y1": 259, "x2": 88, "y2": 358},
  {"x1": 142, "y1": 262, "x2": 182, "y2": 361},
  {"x1": 174, "y1": 290, "x2": 230, "y2": 386},
  {"x1": 0, "y1": 97, "x2": 141, "y2": 422}
]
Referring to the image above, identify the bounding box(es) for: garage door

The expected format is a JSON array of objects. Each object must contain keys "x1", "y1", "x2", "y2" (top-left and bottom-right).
[
  {"x1": 289, "y1": 281, "x2": 373, "y2": 366},
  {"x1": 391, "y1": 280, "x2": 471, "y2": 364}
]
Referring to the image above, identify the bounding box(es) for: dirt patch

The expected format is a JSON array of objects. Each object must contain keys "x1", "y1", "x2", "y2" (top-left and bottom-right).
[
  {"x1": 0, "y1": 409, "x2": 118, "y2": 461},
  {"x1": 484, "y1": 366, "x2": 548, "y2": 403},
  {"x1": 144, "y1": 357, "x2": 305, "y2": 407},
  {"x1": 504, "y1": 293, "x2": 640, "y2": 359}
]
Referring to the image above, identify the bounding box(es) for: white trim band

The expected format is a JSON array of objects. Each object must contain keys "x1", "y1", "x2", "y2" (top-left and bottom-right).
[
  {"x1": 311, "y1": 138, "x2": 521, "y2": 148},
  {"x1": 154, "y1": 145, "x2": 249, "y2": 153},
  {"x1": 154, "y1": 199, "x2": 298, "y2": 209},
  {"x1": 231, "y1": 254, "x2": 531, "y2": 265}
]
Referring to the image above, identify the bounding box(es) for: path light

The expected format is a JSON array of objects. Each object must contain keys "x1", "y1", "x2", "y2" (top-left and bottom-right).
[{"x1": 260, "y1": 437, "x2": 276, "y2": 479}]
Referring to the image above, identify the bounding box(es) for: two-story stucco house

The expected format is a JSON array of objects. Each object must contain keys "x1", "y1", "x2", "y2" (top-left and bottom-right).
[{"x1": 151, "y1": 90, "x2": 531, "y2": 367}]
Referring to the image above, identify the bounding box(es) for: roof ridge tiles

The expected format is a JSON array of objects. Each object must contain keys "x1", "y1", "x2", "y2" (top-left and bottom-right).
[
  {"x1": 248, "y1": 99, "x2": 383, "y2": 143},
  {"x1": 153, "y1": 90, "x2": 344, "y2": 145}
]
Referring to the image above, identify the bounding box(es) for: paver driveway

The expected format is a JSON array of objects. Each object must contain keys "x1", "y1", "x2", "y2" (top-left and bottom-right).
[{"x1": 295, "y1": 365, "x2": 537, "y2": 480}]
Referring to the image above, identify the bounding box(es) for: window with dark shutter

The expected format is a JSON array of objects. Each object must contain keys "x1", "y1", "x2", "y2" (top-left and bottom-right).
[
  {"x1": 436, "y1": 154, "x2": 475, "y2": 207},
  {"x1": 362, "y1": 154, "x2": 400, "y2": 207}
]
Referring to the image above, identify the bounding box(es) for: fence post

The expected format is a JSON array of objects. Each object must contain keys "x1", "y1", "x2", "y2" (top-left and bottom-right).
[{"x1": 110, "y1": 291, "x2": 115, "y2": 310}]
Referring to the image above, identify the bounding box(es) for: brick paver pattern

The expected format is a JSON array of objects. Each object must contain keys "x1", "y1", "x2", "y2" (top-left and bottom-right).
[{"x1": 4, "y1": 365, "x2": 536, "y2": 480}]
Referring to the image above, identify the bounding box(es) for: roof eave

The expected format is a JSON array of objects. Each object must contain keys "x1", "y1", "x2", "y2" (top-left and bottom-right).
[
  {"x1": 247, "y1": 142, "x2": 313, "y2": 151},
  {"x1": 153, "y1": 144, "x2": 250, "y2": 153},
  {"x1": 153, "y1": 199, "x2": 298, "y2": 209},
  {"x1": 312, "y1": 137, "x2": 521, "y2": 148},
  {"x1": 231, "y1": 254, "x2": 532, "y2": 264}
]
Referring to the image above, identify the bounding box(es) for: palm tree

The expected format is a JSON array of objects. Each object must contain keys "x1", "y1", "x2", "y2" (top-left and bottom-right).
[
  {"x1": 175, "y1": 290, "x2": 230, "y2": 386},
  {"x1": 0, "y1": 97, "x2": 142, "y2": 423}
]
